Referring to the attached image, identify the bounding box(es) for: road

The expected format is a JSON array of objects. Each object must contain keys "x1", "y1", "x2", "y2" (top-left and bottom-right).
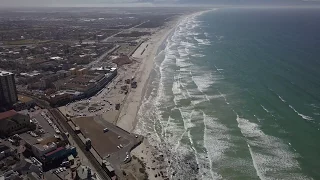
[
  {"x1": 85, "y1": 44, "x2": 120, "y2": 69},
  {"x1": 50, "y1": 109, "x2": 112, "y2": 180},
  {"x1": 102, "y1": 21, "x2": 149, "y2": 42}
]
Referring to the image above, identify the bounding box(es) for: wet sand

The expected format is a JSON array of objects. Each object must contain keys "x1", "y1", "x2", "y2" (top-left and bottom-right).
[{"x1": 116, "y1": 17, "x2": 183, "y2": 180}]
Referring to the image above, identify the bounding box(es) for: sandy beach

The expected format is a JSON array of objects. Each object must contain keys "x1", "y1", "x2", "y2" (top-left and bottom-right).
[
  {"x1": 57, "y1": 15, "x2": 182, "y2": 180},
  {"x1": 115, "y1": 16, "x2": 183, "y2": 179},
  {"x1": 117, "y1": 10, "x2": 216, "y2": 179},
  {"x1": 116, "y1": 20, "x2": 178, "y2": 133},
  {"x1": 116, "y1": 9, "x2": 213, "y2": 132}
]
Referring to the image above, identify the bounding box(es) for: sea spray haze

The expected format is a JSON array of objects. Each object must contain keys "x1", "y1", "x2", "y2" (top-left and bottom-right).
[{"x1": 135, "y1": 7, "x2": 320, "y2": 180}]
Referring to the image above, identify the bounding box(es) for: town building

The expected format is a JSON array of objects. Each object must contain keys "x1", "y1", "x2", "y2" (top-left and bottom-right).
[
  {"x1": 76, "y1": 165, "x2": 98, "y2": 180},
  {"x1": 0, "y1": 110, "x2": 35, "y2": 137},
  {"x1": 14, "y1": 95, "x2": 36, "y2": 111},
  {"x1": 13, "y1": 157, "x2": 43, "y2": 177},
  {"x1": 0, "y1": 170, "x2": 20, "y2": 180},
  {"x1": 0, "y1": 144, "x2": 15, "y2": 160},
  {"x1": 19, "y1": 110, "x2": 77, "y2": 164},
  {"x1": 50, "y1": 68, "x2": 117, "y2": 105},
  {"x1": 0, "y1": 71, "x2": 18, "y2": 110}
]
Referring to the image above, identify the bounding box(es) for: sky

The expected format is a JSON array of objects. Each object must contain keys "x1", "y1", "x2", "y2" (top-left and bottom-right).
[{"x1": 0, "y1": 0, "x2": 318, "y2": 7}]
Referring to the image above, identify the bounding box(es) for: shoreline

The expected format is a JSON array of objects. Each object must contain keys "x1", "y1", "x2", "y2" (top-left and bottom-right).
[
  {"x1": 115, "y1": 14, "x2": 183, "y2": 180},
  {"x1": 116, "y1": 10, "x2": 212, "y2": 180},
  {"x1": 116, "y1": 15, "x2": 181, "y2": 132},
  {"x1": 116, "y1": 8, "x2": 214, "y2": 134}
]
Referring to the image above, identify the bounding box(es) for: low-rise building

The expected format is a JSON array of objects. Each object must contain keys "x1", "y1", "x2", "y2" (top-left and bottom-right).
[
  {"x1": 77, "y1": 68, "x2": 88, "y2": 76},
  {"x1": 19, "y1": 110, "x2": 77, "y2": 164},
  {"x1": 0, "y1": 170, "x2": 20, "y2": 180},
  {"x1": 0, "y1": 144, "x2": 14, "y2": 160},
  {"x1": 69, "y1": 68, "x2": 77, "y2": 75},
  {"x1": 51, "y1": 68, "x2": 117, "y2": 105},
  {"x1": 0, "y1": 110, "x2": 35, "y2": 137},
  {"x1": 21, "y1": 133, "x2": 58, "y2": 161},
  {"x1": 14, "y1": 95, "x2": 36, "y2": 111},
  {"x1": 76, "y1": 165, "x2": 98, "y2": 180},
  {"x1": 13, "y1": 157, "x2": 43, "y2": 177},
  {"x1": 49, "y1": 90, "x2": 83, "y2": 106}
]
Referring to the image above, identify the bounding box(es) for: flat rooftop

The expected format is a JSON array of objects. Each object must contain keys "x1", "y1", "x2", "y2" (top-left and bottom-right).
[
  {"x1": 0, "y1": 70, "x2": 13, "y2": 76},
  {"x1": 18, "y1": 95, "x2": 34, "y2": 103},
  {"x1": 20, "y1": 110, "x2": 60, "y2": 147},
  {"x1": 72, "y1": 116, "x2": 129, "y2": 158}
]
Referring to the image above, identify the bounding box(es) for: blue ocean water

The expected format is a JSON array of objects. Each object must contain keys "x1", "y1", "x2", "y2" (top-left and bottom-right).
[{"x1": 135, "y1": 7, "x2": 320, "y2": 180}]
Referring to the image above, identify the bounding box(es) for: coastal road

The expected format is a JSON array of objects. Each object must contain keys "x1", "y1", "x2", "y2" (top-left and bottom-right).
[
  {"x1": 102, "y1": 20, "x2": 149, "y2": 42},
  {"x1": 85, "y1": 44, "x2": 120, "y2": 69},
  {"x1": 50, "y1": 109, "x2": 111, "y2": 180}
]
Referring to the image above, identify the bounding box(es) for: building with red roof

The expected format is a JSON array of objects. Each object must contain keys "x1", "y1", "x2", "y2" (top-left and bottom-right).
[{"x1": 0, "y1": 110, "x2": 34, "y2": 137}]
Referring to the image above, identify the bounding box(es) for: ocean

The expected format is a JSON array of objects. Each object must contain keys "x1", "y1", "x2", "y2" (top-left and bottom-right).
[{"x1": 135, "y1": 7, "x2": 320, "y2": 180}]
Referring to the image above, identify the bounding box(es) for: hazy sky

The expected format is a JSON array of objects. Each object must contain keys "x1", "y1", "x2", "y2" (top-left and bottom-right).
[{"x1": 0, "y1": 0, "x2": 318, "y2": 7}]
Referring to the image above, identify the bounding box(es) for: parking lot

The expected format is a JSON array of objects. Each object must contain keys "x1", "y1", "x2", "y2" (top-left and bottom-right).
[
  {"x1": 72, "y1": 116, "x2": 142, "y2": 166},
  {"x1": 73, "y1": 116, "x2": 129, "y2": 157}
]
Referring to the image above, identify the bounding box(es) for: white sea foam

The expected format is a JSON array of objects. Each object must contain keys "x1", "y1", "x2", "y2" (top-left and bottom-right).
[
  {"x1": 289, "y1": 105, "x2": 314, "y2": 121},
  {"x1": 176, "y1": 58, "x2": 192, "y2": 68},
  {"x1": 164, "y1": 117, "x2": 186, "y2": 143},
  {"x1": 260, "y1": 105, "x2": 268, "y2": 113},
  {"x1": 181, "y1": 41, "x2": 197, "y2": 48},
  {"x1": 191, "y1": 72, "x2": 214, "y2": 92},
  {"x1": 236, "y1": 115, "x2": 310, "y2": 180},
  {"x1": 206, "y1": 94, "x2": 226, "y2": 100},
  {"x1": 181, "y1": 110, "x2": 218, "y2": 179},
  {"x1": 178, "y1": 108, "x2": 202, "y2": 175},
  {"x1": 203, "y1": 112, "x2": 229, "y2": 179},
  {"x1": 213, "y1": 64, "x2": 224, "y2": 75},
  {"x1": 136, "y1": 8, "x2": 228, "y2": 179},
  {"x1": 215, "y1": 35, "x2": 224, "y2": 41},
  {"x1": 273, "y1": 93, "x2": 313, "y2": 121},
  {"x1": 278, "y1": 95, "x2": 286, "y2": 103},
  {"x1": 191, "y1": 53, "x2": 206, "y2": 58},
  {"x1": 310, "y1": 103, "x2": 320, "y2": 109},
  {"x1": 217, "y1": 90, "x2": 229, "y2": 105},
  {"x1": 194, "y1": 37, "x2": 211, "y2": 45},
  {"x1": 173, "y1": 73, "x2": 189, "y2": 105}
]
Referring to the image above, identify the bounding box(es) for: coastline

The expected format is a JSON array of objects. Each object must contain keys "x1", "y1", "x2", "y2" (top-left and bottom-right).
[
  {"x1": 117, "y1": 10, "x2": 213, "y2": 180},
  {"x1": 116, "y1": 8, "x2": 214, "y2": 133},
  {"x1": 116, "y1": 16, "x2": 180, "y2": 132},
  {"x1": 115, "y1": 14, "x2": 182, "y2": 180}
]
